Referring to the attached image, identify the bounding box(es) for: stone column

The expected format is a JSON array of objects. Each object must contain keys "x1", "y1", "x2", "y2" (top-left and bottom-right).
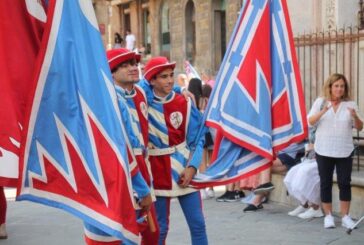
[
  {"x1": 194, "y1": 0, "x2": 212, "y2": 75},
  {"x1": 129, "y1": 1, "x2": 139, "y2": 47},
  {"x1": 169, "y1": 0, "x2": 187, "y2": 72},
  {"x1": 148, "y1": 0, "x2": 161, "y2": 57},
  {"x1": 94, "y1": 0, "x2": 109, "y2": 49}
]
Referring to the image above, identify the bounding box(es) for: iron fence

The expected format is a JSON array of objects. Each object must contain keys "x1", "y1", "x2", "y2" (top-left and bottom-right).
[{"x1": 294, "y1": 27, "x2": 364, "y2": 170}]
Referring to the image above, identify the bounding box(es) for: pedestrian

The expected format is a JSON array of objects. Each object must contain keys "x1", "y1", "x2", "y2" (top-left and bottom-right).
[
  {"x1": 243, "y1": 142, "x2": 305, "y2": 212},
  {"x1": 201, "y1": 70, "x2": 215, "y2": 88},
  {"x1": 215, "y1": 182, "x2": 245, "y2": 202},
  {"x1": 143, "y1": 56, "x2": 208, "y2": 245},
  {"x1": 187, "y1": 78, "x2": 202, "y2": 109},
  {"x1": 187, "y1": 79, "x2": 215, "y2": 199},
  {"x1": 113, "y1": 32, "x2": 123, "y2": 49},
  {"x1": 284, "y1": 143, "x2": 323, "y2": 219},
  {"x1": 307, "y1": 73, "x2": 363, "y2": 229},
  {"x1": 107, "y1": 48, "x2": 159, "y2": 244},
  {"x1": 125, "y1": 29, "x2": 136, "y2": 51},
  {"x1": 0, "y1": 186, "x2": 7, "y2": 239},
  {"x1": 177, "y1": 73, "x2": 189, "y2": 88},
  {"x1": 199, "y1": 84, "x2": 216, "y2": 198},
  {"x1": 83, "y1": 48, "x2": 153, "y2": 245}
]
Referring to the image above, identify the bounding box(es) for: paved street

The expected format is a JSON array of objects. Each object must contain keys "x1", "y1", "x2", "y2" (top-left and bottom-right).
[{"x1": 2, "y1": 188, "x2": 364, "y2": 245}]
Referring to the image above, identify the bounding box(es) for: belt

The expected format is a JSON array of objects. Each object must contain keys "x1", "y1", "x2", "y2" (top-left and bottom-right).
[{"x1": 148, "y1": 141, "x2": 187, "y2": 156}]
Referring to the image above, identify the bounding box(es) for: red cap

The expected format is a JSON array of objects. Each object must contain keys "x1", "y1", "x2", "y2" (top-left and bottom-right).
[
  {"x1": 143, "y1": 56, "x2": 176, "y2": 82},
  {"x1": 106, "y1": 48, "x2": 141, "y2": 71}
]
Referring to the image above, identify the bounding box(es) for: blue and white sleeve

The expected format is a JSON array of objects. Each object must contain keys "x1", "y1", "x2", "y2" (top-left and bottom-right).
[
  {"x1": 186, "y1": 103, "x2": 207, "y2": 170},
  {"x1": 132, "y1": 172, "x2": 150, "y2": 198}
]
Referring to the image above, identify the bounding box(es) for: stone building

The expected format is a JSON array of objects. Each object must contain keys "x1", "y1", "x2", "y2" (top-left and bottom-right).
[
  {"x1": 93, "y1": 0, "x2": 364, "y2": 100},
  {"x1": 93, "y1": 0, "x2": 243, "y2": 75}
]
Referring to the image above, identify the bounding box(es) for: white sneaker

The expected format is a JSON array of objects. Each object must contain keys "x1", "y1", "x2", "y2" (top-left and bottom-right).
[
  {"x1": 324, "y1": 214, "x2": 336, "y2": 229},
  {"x1": 207, "y1": 189, "x2": 215, "y2": 198},
  {"x1": 342, "y1": 215, "x2": 356, "y2": 229},
  {"x1": 298, "y1": 207, "x2": 324, "y2": 219},
  {"x1": 288, "y1": 205, "x2": 307, "y2": 216}
]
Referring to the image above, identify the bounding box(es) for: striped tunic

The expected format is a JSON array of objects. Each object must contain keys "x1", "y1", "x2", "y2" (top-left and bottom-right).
[
  {"x1": 123, "y1": 85, "x2": 153, "y2": 187},
  {"x1": 148, "y1": 91, "x2": 205, "y2": 197},
  {"x1": 115, "y1": 85, "x2": 150, "y2": 199}
]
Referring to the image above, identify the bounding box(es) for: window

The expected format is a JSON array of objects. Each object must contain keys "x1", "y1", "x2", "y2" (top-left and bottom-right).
[
  {"x1": 160, "y1": 1, "x2": 170, "y2": 57},
  {"x1": 185, "y1": 0, "x2": 196, "y2": 63}
]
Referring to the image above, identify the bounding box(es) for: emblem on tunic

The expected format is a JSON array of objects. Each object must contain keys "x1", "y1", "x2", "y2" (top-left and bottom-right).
[
  {"x1": 139, "y1": 102, "x2": 148, "y2": 119},
  {"x1": 170, "y1": 112, "x2": 183, "y2": 129}
]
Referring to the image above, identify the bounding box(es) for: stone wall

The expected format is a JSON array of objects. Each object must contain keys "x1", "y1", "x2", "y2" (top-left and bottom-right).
[
  {"x1": 168, "y1": 0, "x2": 186, "y2": 71},
  {"x1": 94, "y1": 0, "x2": 241, "y2": 75},
  {"x1": 164, "y1": 0, "x2": 241, "y2": 75},
  {"x1": 94, "y1": 0, "x2": 363, "y2": 80}
]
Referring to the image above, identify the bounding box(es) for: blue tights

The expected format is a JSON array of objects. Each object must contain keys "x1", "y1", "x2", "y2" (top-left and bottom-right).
[{"x1": 155, "y1": 191, "x2": 207, "y2": 245}]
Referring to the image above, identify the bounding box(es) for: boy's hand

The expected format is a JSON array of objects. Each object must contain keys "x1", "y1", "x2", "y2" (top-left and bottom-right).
[{"x1": 179, "y1": 166, "x2": 197, "y2": 188}]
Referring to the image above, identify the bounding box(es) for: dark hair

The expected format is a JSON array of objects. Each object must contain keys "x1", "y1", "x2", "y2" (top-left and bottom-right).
[
  {"x1": 188, "y1": 78, "x2": 202, "y2": 109},
  {"x1": 111, "y1": 59, "x2": 138, "y2": 73},
  {"x1": 114, "y1": 32, "x2": 123, "y2": 43},
  {"x1": 202, "y1": 84, "x2": 212, "y2": 98}
]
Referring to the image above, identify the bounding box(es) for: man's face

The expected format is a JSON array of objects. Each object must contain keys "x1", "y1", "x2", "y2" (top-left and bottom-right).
[
  {"x1": 112, "y1": 59, "x2": 139, "y2": 85},
  {"x1": 150, "y1": 68, "x2": 174, "y2": 97}
]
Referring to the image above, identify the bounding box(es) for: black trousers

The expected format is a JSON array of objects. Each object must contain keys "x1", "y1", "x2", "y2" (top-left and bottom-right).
[{"x1": 316, "y1": 152, "x2": 353, "y2": 203}]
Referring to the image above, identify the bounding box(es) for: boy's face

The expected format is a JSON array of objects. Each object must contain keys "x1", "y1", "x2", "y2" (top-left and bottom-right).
[
  {"x1": 112, "y1": 59, "x2": 139, "y2": 85},
  {"x1": 150, "y1": 68, "x2": 174, "y2": 97}
]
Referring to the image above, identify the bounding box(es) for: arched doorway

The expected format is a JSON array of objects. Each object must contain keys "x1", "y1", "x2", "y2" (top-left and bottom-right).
[
  {"x1": 185, "y1": 0, "x2": 196, "y2": 64},
  {"x1": 212, "y1": 0, "x2": 226, "y2": 72},
  {"x1": 160, "y1": 1, "x2": 170, "y2": 58}
]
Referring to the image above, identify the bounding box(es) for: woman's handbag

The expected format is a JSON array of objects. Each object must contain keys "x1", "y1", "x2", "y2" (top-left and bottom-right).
[{"x1": 308, "y1": 99, "x2": 326, "y2": 144}]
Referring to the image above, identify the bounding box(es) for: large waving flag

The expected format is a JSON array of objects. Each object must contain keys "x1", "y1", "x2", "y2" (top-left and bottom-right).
[
  {"x1": 17, "y1": 0, "x2": 139, "y2": 244},
  {"x1": 0, "y1": 0, "x2": 46, "y2": 187},
  {"x1": 191, "y1": 0, "x2": 307, "y2": 187}
]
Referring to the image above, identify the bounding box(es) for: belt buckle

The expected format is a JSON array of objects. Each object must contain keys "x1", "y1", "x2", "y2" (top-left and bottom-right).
[{"x1": 169, "y1": 146, "x2": 176, "y2": 154}]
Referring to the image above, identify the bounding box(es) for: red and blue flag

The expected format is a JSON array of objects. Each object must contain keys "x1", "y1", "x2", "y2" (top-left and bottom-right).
[
  {"x1": 0, "y1": 0, "x2": 46, "y2": 187},
  {"x1": 17, "y1": 0, "x2": 139, "y2": 244},
  {"x1": 191, "y1": 0, "x2": 307, "y2": 187}
]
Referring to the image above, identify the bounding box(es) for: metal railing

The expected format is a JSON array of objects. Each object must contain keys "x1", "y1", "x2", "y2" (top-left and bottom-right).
[{"x1": 294, "y1": 27, "x2": 364, "y2": 170}]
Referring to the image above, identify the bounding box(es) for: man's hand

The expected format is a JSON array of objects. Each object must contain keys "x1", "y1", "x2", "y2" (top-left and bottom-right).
[
  {"x1": 139, "y1": 194, "x2": 152, "y2": 212},
  {"x1": 182, "y1": 89, "x2": 196, "y2": 105},
  {"x1": 178, "y1": 166, "x2": 197, "y2": 188}
]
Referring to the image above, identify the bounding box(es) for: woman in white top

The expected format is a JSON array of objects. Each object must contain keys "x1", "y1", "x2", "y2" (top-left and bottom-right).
[{"x1": 308, "y1": 73, "x2": 363, "y2": 229}]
